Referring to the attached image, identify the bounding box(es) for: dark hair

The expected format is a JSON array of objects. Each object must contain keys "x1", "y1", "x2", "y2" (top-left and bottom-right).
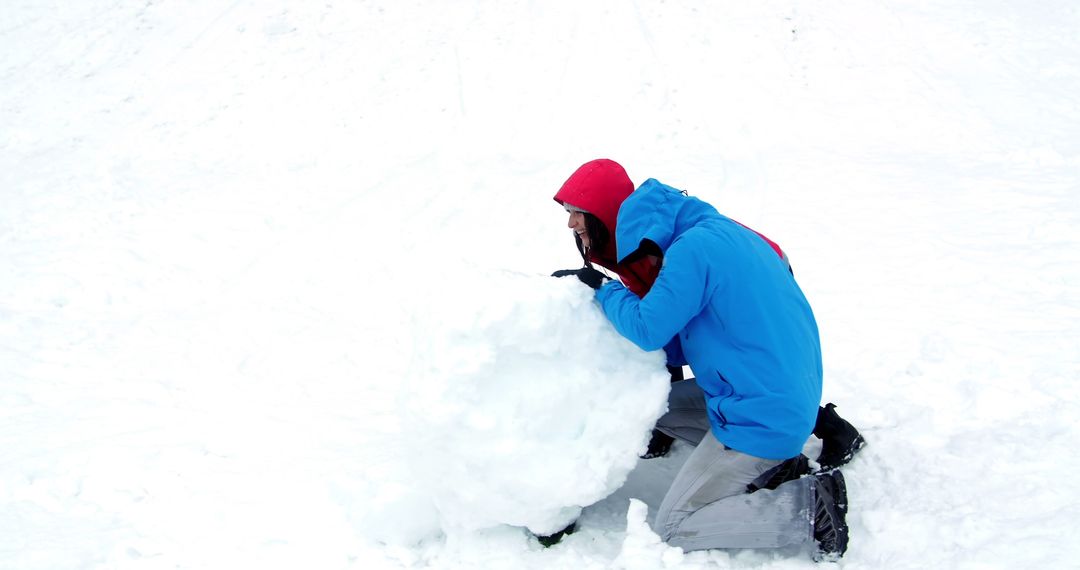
[{"x1": 575, "y1": 213, "x2": 610, "y2": 266}]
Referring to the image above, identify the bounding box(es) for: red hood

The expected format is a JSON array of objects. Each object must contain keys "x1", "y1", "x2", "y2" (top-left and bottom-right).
[{"x1": 553, "y1": 159, "x2": 634, "y2": 268}]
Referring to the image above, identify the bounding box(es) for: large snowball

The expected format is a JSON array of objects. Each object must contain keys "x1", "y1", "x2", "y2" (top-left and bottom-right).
[{"x1": 397, "y1": 271, "x2": 670, "y2": 536}]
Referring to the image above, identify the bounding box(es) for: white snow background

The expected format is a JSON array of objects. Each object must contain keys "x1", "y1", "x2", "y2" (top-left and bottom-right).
[{"x1": 3, "y1": 1, "x2": 1079, "y2": 568}]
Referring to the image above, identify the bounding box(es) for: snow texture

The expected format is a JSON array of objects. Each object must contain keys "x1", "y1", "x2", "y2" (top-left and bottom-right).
[
  {"x1": 3, "y1": 0, "x2": 1080, "y2": 568},
  {"x1": 388, "y1": 273, "x2": 670, "y2": 539}
]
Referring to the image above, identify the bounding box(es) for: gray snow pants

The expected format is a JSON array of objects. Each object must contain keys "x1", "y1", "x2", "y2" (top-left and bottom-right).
[{"x1": 652, "y1": 379, "x2": 814, "y2": 551}]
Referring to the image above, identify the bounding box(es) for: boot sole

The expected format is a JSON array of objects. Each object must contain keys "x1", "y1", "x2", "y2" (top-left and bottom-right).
[
  {"x1": 812, "y1": 472, "x2": 849, "y2": 560},
  {"x1": 816, "y1": 434, "x2": 866, "y2": 473}
]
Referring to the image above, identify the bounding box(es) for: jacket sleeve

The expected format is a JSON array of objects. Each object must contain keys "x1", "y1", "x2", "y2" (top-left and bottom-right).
[
  {"x1": 594, "y1": 235, "x2": 713, "y2": 352},
  {"x1": 663, "y1": 335, "x2": 686, "y2": 367}
]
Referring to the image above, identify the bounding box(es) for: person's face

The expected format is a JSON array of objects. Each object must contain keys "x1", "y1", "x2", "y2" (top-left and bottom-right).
[{"x1": 567, "y1": 211, "x2": 590, "y2": 249}]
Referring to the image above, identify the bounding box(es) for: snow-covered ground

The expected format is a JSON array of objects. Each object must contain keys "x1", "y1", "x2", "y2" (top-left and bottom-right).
[{"x1": 3, "y1": 1, "x2": 1079, "y2": 568}]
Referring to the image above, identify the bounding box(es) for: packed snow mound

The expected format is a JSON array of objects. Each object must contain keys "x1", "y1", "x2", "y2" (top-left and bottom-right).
[{"x1": 392, "y1": 271, "x2": 671, "y2": 537}]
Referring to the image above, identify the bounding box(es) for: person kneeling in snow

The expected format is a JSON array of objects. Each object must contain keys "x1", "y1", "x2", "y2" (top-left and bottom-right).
[{"x1": 552, "y1": 159, "x2": 863, "y2": 559}]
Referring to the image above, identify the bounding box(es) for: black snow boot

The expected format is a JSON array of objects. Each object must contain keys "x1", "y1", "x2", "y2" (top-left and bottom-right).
[
  {"x1": 812, "y1": 471, "x2": 849, "y2": 560},
  {"x1": 814, "y1": 403, "x2": 865, "y2": 472},
  {"x1": 537, "y1": 522, "x2": 576, "y2": 547},
  {"x1": 641, "y1": 429, "x2": 675, "y2": 459},
  {"x1": 747, "y1": 454, "x2": 811, "y2": 493}
]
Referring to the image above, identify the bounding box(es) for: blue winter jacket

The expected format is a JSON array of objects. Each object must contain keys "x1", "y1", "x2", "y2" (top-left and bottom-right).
[{"x1": 595, "y1": 179, "x2": 822, "y2": 460}]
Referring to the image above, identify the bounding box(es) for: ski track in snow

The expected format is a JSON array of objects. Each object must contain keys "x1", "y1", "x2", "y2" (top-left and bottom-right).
[{"x1": 2, "y1": 1, "x2": 1079, "y2": 568}]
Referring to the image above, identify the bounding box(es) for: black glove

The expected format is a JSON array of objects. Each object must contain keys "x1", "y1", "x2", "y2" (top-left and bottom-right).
[
  {"x1": 576, "y1": 267, "x2": 609, "y2": 290},
  {"x1": 551, "y1": 267, "x2": 609, "y2": 290}
]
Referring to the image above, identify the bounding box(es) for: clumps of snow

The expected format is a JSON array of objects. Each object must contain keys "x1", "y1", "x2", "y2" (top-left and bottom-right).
[
  {"x1": 614, "y1": 499, "x2": 686, "y2": 569},
  {"x1": 372, "y1": 271, "x2": 671, "y2": 540}
]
